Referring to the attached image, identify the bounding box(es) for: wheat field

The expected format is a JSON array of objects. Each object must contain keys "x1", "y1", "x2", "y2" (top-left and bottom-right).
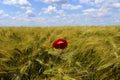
[{"x1": 0, "y1": 26, "x2": 120, "y2": 80}]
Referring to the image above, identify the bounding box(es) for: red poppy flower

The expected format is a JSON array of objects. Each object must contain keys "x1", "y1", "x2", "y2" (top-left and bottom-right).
[{"x1": 52, "y1": 38, "x2": 68, "y2": 49}]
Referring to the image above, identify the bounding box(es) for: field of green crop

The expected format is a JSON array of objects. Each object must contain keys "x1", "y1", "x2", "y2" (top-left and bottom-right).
[{"x1": 0, "y1": 26, "x2": 120, "y2": 80}]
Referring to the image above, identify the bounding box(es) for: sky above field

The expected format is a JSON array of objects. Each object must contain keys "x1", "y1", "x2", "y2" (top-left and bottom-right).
[{"x1": 0, "y1": 0, "x2": 120, "y2": 26}]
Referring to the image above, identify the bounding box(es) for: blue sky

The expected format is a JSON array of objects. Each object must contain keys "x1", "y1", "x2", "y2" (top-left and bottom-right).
[{"x1": 0, "y1": 0, "x2": 120, "y2": 26}]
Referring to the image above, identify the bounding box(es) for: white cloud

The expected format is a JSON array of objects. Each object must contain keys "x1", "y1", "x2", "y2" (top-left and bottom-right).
[
  {"x1": 93, "y1": 0, "x2": 120, "y2": 7},
  {"x1": 2, "y1": 0, "x2": 31, "y2": 6},
  {"x1": 0, "y1": 11, "x2": 120, "y2": 26},
  {"x1": 2, "y1": 0, "x2": 33, "y2": 14},
  {"x1": 112, "y1": 2, "x2": 120, "y2": 8},
  {"x1": 1, "y1": 0, "x2": 120, "y2": 26},
  {"x1": 81, "y1": 0, "x2": 120, "y2": 17},
  {"x1": 0, "y1": 10, "x2": 9, "y2": 18},
  {"x1": 82, "y1": 7, "x2": 110, "y2": 17},
  {"x1": 36, "y1": 0, "x2": 67, "y2": 4},
  {"x1": 0, "y1": 10, "x2": 4, "y2": 15},
  {"x1": 0, "y1": 10, "x2": 12, "y2": 26},
  {"x1": 26, "y1": 8, "x2": 33, "y2": 14},
  {"x1": 79, "y1": 0, "x2": 93, "y2": 4},
  {"x1": 62, "y1": 4, "x2": 82, "y2": 10},
  {"x1": 41, "y1": 5, "x2": 64, "y2": 15},
  {"x1": 94, "y1": 0, "x2": 104, "y2": 4},
  {"x1": 83, "y1": 8, "x2": 96, "y2": 13},
  {"x1": 25, "y1": 7, "x2": 35, "y2": 17},
  {"x1": 80, "y1": 0, "x2": 120, "y2": 8},
  {"x1": 82, "y1": 8, "x2": 98, "y2": 16}
]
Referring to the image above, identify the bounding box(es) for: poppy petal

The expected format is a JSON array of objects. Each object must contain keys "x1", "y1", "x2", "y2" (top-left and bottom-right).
[{"x1": 52, "y1": 38, "x2": 68, "y2": 49}]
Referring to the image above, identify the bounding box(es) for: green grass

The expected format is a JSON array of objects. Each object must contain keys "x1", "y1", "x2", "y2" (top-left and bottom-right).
[{"x1": 0, "y1": 26, "x2": 120, "y2": 80}]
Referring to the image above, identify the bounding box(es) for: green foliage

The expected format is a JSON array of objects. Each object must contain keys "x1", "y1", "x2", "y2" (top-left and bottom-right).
[{"x1": 0, "y1": 26, "x2": 120, "y2": 80}]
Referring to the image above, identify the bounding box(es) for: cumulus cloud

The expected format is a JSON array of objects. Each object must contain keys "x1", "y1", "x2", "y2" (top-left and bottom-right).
[
  {"x1": 2, "y1": 0, "x2": 31, "y2": 7},
  {"x1": 0, "y1": 10, "x2": 12, "y2": 26},
  {"x1": 94, "y1": 0, "x2": 104, "y2": 4},
  {"x1": 0, "y1": 9, "x2": 9, "y2": 18},
  {"x1": 62, "y1": 4, "x2": 82, "y2": 10},
  {"x1": 82, "y1": 7, "x2": 110, "y2": 17},
  {"x1": 25, "y1": 8, "x2": 35, "y2": 17},
  {"x1": 2, "y1": 0, "x2": 33, "y2": 14},
  {"x1": 112, "y1": 2, "x2": 120, "y2": 8},
  {"x1": 79, "y1": 0, "x2": 93, "y2": 4},
  {"x1": 81, "y1": 0, "x2": 120, "y2": 17},
  {"x1": 0, "y1": 0, "x2": 120, "y2": 26},
  {"x1": 93, "y1": 0, "x2": 120, "y2": 7},
  {"x1": 41, "y1": 5, "x2": 64, "y2": 15},
  {"x1": 0, "y1": 10, "x2": 5, "y2": 15},
  {"x1": 36, "y1": 0, "x2": 67, "y2": 4}
]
